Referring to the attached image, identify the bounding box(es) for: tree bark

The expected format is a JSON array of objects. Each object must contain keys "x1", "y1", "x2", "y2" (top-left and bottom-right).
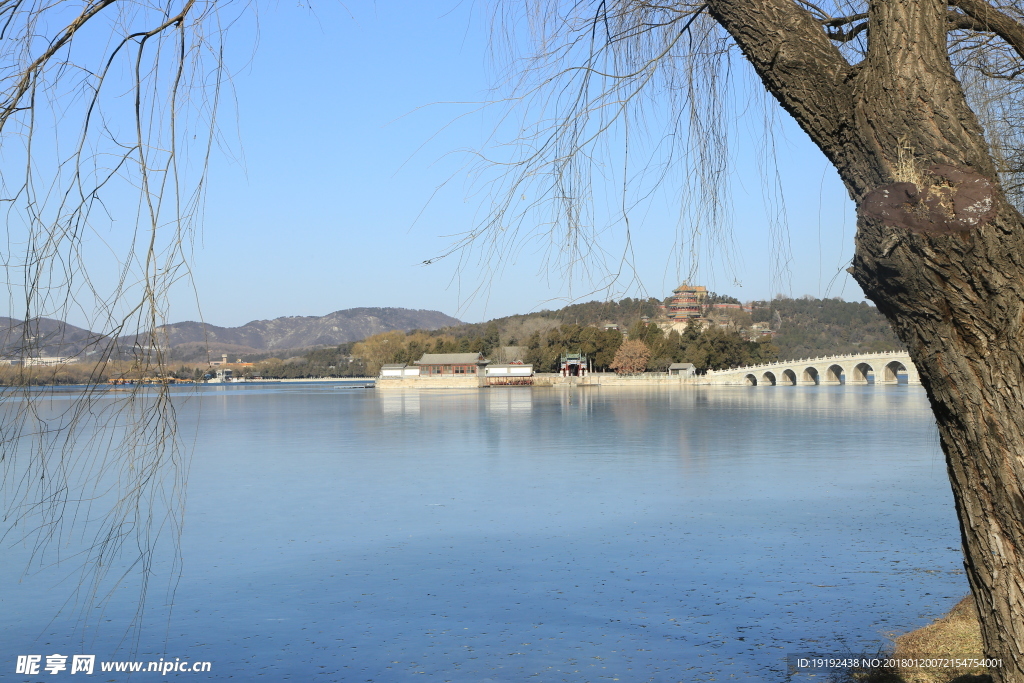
[{"x1": 706, "y1": 0, "x2": 1024, "y2": 679}]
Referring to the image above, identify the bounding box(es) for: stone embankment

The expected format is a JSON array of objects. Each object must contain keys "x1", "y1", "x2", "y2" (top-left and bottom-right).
[
  {"x1": 376, "y1": 375, "x2": 483, "y2": 389},
  {"x1": 376, "y1": 373, "x2": 690, "y2": 388},
  {"x1": 531, "y1": 372, "x2": 688, "y2": 387}
]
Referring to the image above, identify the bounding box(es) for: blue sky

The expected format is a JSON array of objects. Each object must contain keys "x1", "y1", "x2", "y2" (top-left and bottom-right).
[{"x1": 34, "y1": 0, "x2": 870, "y2": 329}]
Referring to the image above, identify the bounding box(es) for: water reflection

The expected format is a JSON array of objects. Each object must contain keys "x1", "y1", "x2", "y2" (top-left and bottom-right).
[
  {"x1": 379, "y1": 390, "x2": 421, "y2": 416},
  {"x1": 486, "y1": 387, "x2": 533, "y2": 414},
  {"x1": 2, "y1": 384, "x2": 960, "y2": 683}
]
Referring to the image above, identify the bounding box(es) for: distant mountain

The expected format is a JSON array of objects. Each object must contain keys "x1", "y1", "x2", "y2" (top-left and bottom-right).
[
  {"x1": 154, "y1": 307, "x2": 462, "y2": 352},
  {"x1": 0, "y1": 308, "x2": 461, "y2": 362},
  {"x1": 0, "y1": 317, "x2": 107, "y2": 359}
]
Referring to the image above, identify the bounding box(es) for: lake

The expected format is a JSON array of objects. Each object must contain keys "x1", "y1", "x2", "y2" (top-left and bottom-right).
[{"x1": 2, "y1": 383, "x2": 966, "y2": 681}]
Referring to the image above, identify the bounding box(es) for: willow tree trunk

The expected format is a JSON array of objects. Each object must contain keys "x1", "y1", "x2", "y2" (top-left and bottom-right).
[{"x1": 707, "y1": 0, "x2": 1024, "y2": 679}]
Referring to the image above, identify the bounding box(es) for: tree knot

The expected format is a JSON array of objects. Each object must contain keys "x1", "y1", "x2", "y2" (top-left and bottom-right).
[{"x1": 859, "y1": 165, "x2": 997, "y2": 234}]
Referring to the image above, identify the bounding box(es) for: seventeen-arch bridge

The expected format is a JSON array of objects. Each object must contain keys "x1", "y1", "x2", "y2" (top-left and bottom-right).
[{"x1": 701, "y1": 350, "x2": 919, "y2": 386}]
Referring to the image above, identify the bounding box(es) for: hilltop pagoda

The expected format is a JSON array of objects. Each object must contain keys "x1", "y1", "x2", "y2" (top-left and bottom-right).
[{"x1": 667, "y1": 283, "x2": 707, "y2": 320}]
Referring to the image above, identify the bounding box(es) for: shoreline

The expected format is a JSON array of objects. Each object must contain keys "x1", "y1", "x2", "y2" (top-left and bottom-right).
[{"x1": 837, "y1": 596, "x2": 990, "y2": 683}]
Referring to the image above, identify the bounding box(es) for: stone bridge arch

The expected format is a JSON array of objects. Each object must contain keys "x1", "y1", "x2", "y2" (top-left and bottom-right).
[
  {"x1": 851, "y1": 362, "x2": 874, "y2": 384},
  {"x1": 824, "y1": 364, "x2": 846, "y2": 385},
  {"x1": 880, "y1": 360, "x2": 909, "y2": 384},
  {"x1": 801, "y1": 366, "x2": 820, "y2": 385}
]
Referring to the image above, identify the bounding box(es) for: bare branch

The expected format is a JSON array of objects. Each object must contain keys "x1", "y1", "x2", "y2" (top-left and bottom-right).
[
  {"x1": 949, "y1": 0, "x2": 1024, "y2": 61},
  {"x1": 823, "y1": 11, "x2": 868, "y2": 27},
  {"x1": 826, "y1": 20, "x2": 868, "y2": 41},
  {"x1": 0, "y1": 0, "x2": 117, "y2": 132},
  {"x1": 706, "y1": 0, "x2": 880, "y2": 188},
  {"x1": 0, "y1": 0, "x2": 232, "y2": 650}
]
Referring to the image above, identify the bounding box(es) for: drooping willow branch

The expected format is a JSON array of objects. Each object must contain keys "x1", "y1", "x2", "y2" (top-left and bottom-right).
[
  {"x1": 0, "y1": 0, "x2": 231, "y2": 648},
  {"x1": 455, "y1": 0, "x2": 1024, "y2": 311}
]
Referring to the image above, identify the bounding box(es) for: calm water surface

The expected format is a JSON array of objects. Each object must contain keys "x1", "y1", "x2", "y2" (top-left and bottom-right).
[{"x1": 3, "y1": 384, "x2": 966, "y2": 682}]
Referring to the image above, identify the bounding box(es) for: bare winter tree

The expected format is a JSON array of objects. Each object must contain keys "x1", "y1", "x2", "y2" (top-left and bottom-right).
[
  {"x1": 609, "y1": 338, "x2": 651, "y2": 374},
  {"x1": 473, "y1": 0, "x2": 1024, "y2": 680},
  {"x1": 0, "y1": 0, "x2": 227, "y2": 643}
]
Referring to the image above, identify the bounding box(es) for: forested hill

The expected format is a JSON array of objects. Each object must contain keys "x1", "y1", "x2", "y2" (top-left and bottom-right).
[
  {"x1": 752, "y1": 297, "x2": 903, "y2": 359},
  {"x1": 447, "y1": 298, "x2": 665, "y2": 341},
  {"x1": 439, "y1": 295, "x2": 904, "y2": 361}
]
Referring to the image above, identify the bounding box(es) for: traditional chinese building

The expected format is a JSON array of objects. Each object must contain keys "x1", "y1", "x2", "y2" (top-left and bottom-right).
[
  {"x1": 667, "y1": 283, "x2": 707, "y2": 319},
  {"x1": 559, "y1": 352, "x2": 588, "y2": 377},
  {"x1": 413, "y1": 352, "x2": 489, "y2": 376},
  {"x1": 668, "y1": 363, "x2": 696, "y2": 377},
  {"x1": 380, "y1": 363, "x2": 421, "y2": 377},
  {"x1": 484, "y1": 362, "x2": 534, "y2": 385}
]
